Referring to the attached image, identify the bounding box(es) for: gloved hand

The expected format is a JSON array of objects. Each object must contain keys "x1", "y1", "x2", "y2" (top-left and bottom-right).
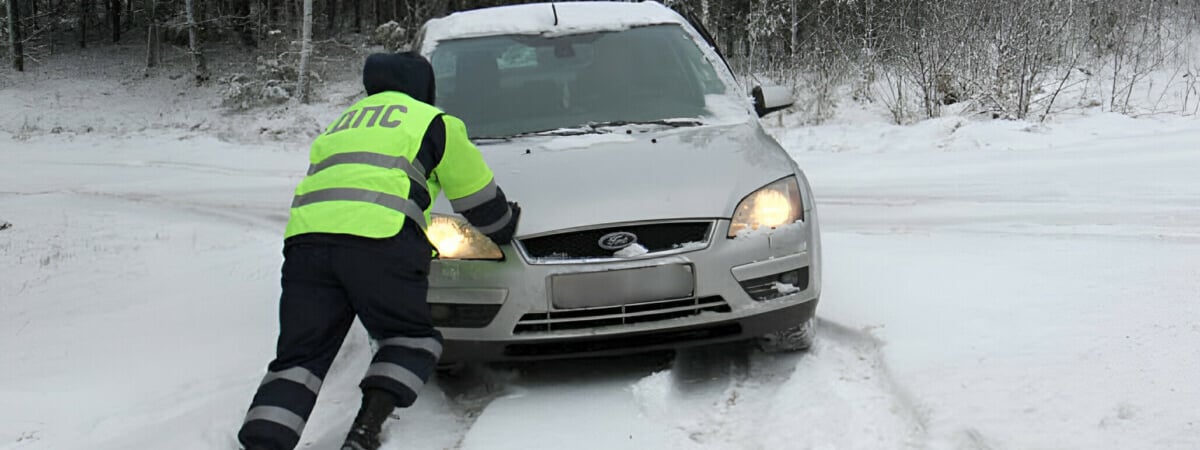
[
  {"x1": 508, "y1": 201, "x2": 521, "y2": 224},
  {"x1": 485, "y1": 201, "x2": 521, "y2": 245}
]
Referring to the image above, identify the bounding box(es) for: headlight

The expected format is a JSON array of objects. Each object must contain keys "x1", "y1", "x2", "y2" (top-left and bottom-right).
[
  {"x1": 728, "y1": 177, "x2": 804, "y2": 237},
  {"x1": 427, "y1": 214, "x2": 504, "y2": 260}
]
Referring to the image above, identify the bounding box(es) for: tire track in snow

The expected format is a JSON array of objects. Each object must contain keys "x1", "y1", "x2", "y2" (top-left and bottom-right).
[
  {"x1": 631, "y1": 319, "x2": 929, "y2": 449},
  {"x1": 35, "y1": 159, "x2": 296, "y2": 178},
  {"x1": 449, "y1": 353, "x2": 682, "y2": 450},
  {"x1": 419, "y1": 320, "x2": 928, "y2": 450},
  {"x1": 433, "y1": 365, "x2": 521, "y2": 449},
  {"x1": 811, "y1": 319, "x2": 930, "y2": 447},
  {"x1": 64, "y1": 190, "x2": 288, "y2": 231}
]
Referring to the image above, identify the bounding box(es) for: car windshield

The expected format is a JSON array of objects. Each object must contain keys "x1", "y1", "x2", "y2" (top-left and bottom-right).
[{"x1": 427, "y1": 24, "x2": 742, "y2": 139}]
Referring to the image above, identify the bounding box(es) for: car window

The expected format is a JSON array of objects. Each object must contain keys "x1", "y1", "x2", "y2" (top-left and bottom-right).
[{"x1": 429, "y1": 24, "x2": 738, "y2": 139}]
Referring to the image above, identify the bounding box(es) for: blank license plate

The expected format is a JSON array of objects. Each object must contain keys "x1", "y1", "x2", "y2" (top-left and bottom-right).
[{"x1": 550, "y1": 264, "x2": 695, "y2": 309}]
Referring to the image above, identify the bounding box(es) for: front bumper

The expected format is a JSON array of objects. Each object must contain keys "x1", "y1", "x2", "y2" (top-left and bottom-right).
[
  {"x1": 446, "y1": 297, "x2": 818, "y2": 361},
  {"x1": 428, "y1": 218, "x2": 822, "y2": 363}
]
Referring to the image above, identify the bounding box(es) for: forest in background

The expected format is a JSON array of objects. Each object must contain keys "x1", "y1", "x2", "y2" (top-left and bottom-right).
[{"x1": 4, "y1": 0, "x2": 1200, "y2": 123}]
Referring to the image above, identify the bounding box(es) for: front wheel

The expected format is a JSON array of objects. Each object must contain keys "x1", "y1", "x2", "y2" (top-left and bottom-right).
[{"x1": 758, "y1": 317, "x2": 816, "y2": 352}]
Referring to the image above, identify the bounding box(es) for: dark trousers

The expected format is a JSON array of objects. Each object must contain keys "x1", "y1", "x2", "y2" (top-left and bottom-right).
[{"x1": 238, "y1": 230, "x2": 442, "y2": 450}]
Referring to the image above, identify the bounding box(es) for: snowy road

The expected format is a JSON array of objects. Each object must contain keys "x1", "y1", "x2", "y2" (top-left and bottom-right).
[{"x1": 2, "y1": 112, "x2": 1199, "y2": 449}]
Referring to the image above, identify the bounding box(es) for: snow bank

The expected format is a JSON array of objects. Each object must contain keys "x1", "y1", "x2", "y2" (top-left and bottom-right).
[{"x1": 0, "y1": 44, "x2": 362, "y2": 145}]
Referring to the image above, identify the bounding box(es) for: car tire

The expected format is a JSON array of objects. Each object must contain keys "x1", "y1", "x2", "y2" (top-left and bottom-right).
[{"x1": 758, "y1": 316, "x2": 816, "y2": 352}]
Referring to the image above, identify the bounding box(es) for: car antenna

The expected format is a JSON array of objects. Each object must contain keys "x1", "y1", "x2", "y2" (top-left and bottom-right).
[{"x1": 551, "y1": 3, "x2": 559, "y2": 26}]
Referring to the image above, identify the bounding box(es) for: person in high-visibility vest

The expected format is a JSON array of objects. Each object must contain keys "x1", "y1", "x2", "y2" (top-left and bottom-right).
[{"x1": 238, "y1": 52, "x2": 520, "y2": 450}]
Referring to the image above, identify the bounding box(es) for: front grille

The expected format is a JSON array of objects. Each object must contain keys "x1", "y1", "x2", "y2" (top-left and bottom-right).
[
  {"x1": 504, "y1": 323, "x2": 743, "y2": 357},
  {"x1": 519, "y1": 221, "x2": 712, "y2": 261},
  {"x1": 513, "y1": 296, "x2": 730, "y2": 334}
]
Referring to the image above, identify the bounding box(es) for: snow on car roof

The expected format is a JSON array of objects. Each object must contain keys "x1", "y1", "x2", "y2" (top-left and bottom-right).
[{"x1": 418, "y1": 1, "x2": 689, "y2": 54}]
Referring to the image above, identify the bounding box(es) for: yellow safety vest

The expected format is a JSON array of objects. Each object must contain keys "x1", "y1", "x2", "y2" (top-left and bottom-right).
[{"x1": 284, "y1": 91, "x2": 495, "y2": 239}]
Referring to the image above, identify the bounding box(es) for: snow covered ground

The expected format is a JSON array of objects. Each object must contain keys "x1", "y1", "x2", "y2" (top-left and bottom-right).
[
  {"x1": 3, "y1": 62, "x2": 1200, "y2": 449},
  {"x1": 777, "y1": 108, "x2": 1200, "y2": 449}
]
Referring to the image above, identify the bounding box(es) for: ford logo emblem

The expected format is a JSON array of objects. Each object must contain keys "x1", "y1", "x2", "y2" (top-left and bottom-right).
[{"x1": 598, "y1": 231, "x2": 638, "y2": 251}]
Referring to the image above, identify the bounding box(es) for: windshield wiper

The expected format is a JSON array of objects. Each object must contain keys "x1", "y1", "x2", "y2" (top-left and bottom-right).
[
  {"x1": 472, "y1": 127, "x2": 594, "y2": 142},
  {"x1": 584, "y1": 118, "x2": 704, "y2": 129},
  {"x1": 472, "y1": 119, "x2": 704, "y2": 142}
]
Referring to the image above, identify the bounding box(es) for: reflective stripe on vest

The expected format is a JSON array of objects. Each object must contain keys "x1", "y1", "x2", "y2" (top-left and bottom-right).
[
  {"x1": 306, "y1": 151, "x2": 428, "y2": 192},
  {"x1": 292, "y1": 188, "x2": 429, "y2": 230}
]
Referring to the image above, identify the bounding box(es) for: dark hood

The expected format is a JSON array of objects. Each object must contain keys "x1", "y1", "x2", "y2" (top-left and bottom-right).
[{"x1": 362, "y1": 52, "x2": 436, "y2": 104}]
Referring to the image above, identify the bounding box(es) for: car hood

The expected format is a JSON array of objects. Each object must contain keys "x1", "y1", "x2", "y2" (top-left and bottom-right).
[{"x1": 433, "y1": 123, "x2": 798, "y2": 237}]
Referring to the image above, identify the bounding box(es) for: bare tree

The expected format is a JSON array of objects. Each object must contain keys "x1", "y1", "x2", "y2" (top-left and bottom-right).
[
  {"x1": 145, "y1": 0, "x2": 160, "y2": 69},
  {"x1": 353, "y1": 0, "x2": 360, "y2": 33},
  {"x1": 47, "y1": 0, "x2": 57, "y2": 54},
  {"x1": 326, "y1": 0, "x2": 336, "y2": 33},
  {"x1": 788, "y1": 0, "x2": 797, "y2": 60},
  {"x1": 281, "y1": 0, "x2": 292, "y2": 39},
  {"x1": 297, "y1": 0, "x2": 313, "y2": 103},
  {"x1": 1100, "y1": 1, "x2": 1181, "y2": 113},
  {"x1": 184, "y1": 0, "x2": 210, "y2": 83},
  {"x1": 79, "y1": 0, "x2": 89, "y2": 48},
  {"x1": 109, "y1": 0, "x2": 120, "y2": 42},
  {"x1": 7, "y1": 0, "x2": 24, "y2": 71},
  {"x1": 235, "y1": 0, "x2": 253, "y2": 46}
]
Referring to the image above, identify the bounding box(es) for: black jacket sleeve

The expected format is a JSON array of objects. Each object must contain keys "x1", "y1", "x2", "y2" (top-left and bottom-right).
[{"x1": 431, "y1": 115, "x2": 520, "y2": 245}]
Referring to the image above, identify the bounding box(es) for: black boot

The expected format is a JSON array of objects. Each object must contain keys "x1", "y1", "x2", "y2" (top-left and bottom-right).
[{"x1": 342, "y1": 389, "x2": 395, "y2": 450}]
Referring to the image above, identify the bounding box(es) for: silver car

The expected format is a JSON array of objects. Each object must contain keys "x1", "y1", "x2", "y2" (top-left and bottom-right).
[{"x1": 414, "y1": 1, "x2": 821, "y2": 365}]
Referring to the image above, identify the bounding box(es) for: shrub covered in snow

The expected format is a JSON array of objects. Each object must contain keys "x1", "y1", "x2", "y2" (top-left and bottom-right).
[
  {"x1": 370, "y1": 21, "x2": 408, "y2": 52},
  {"x1": 220, "y1": 55, "x2": 321, "y2": 110}
]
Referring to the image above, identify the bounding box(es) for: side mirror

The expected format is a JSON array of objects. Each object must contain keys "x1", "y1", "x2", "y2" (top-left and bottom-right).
[{"x1": 752, "y1": 85, "x2": 795, "y2": 117}]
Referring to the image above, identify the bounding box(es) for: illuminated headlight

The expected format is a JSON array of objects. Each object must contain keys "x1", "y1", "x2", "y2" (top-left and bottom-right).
[
  {"x1": 728, "y1": 177, "x2": 804, "y2": 237},
  {"x1": 427, "y1": 214, "x2": 504, "y2": 260}
]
